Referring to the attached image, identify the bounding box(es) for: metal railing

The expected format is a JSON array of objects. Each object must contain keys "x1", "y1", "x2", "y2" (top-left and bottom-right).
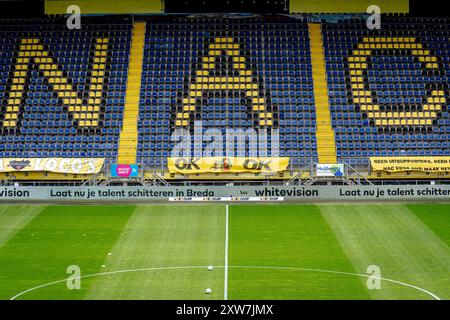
[{"x1": 3, "y1": 156, "x2": 450, "y2": 187}]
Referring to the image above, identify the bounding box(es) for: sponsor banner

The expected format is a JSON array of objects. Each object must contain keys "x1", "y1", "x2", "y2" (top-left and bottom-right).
[
  {"x1": 370, "y1": 157, "x2": 450, "y2": 173},
  {"x1": 167, "y1": 157, "x2": 290, "y2": 174},
  {"x1": 0, "y1": 186, "x2": 449, "y2": 202},
  {"x1": 0, "y1": 158, "x2": 104, "y2": 174},
  {"x1": 169, "y1": 197, "x2": 284, "y2": 202},
  {"x1": 110, "y1": 164, "x2": 139, "y2": 178},
  {"x1": 316, "y1": 164, "x2": 345, "y2": 177}
]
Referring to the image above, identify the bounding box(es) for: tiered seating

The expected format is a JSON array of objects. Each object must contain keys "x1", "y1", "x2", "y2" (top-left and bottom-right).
[
  {"x1": 137, "y1": 16, "x2": 317, "y2": 167},
  {"x1": 4, "y1": 14, "x2": 449, "y2": 173},
  {"x1": 0, "y1": 17, "x2": 131, "y2": 159},
  {"x1": 322, "y1": 16, "x2": 450, "y2": 165}
]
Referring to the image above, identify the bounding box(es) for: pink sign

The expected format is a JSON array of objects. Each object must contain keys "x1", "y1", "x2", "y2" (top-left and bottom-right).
[
  {"x1": 111, "y1": 164, "x2": 138, "y2": 178},
  {"x1": 116, "y1": 165, "x2": 132, "y2": 177}
]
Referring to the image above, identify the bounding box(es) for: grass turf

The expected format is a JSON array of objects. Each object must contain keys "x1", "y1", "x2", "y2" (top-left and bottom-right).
[
  {"x1": 0, "y1": 205, "x2": 134, "y2": 300},
  {"x1": 407, "y1": 204, "x2": 450, "y2": 246},
  {"x1": 0, "y1": 204, "x2": 448, "y2": 300},
  {"x1": 228, "y1": 205, "x2": 370, "y2": 299},
  {"x1": 320, "y1": 204, "x2": 450, "y2": 299}
]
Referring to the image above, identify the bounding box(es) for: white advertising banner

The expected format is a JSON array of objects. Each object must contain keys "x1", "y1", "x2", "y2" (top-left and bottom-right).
[{"x1": 316, "y1": 164, "x2": 345, "y2": 177}]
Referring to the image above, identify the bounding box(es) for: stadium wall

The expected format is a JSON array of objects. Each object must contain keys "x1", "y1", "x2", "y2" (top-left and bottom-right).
[{"x1": 1, "y1": 185, "x2": 449, "y2": 202}]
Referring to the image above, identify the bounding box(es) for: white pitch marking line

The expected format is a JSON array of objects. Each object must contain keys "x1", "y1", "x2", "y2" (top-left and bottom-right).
[
  {"x1": 9, "y1": 266, "x2": 209, "y2": 300},
  {"x1": 224, "y1": 204, "x2": 229, "y2": 300},
  {"x1": 9, "y1": 266, "x2": 441, "y2": 301},
  {"x1": 231, "y1": 266, "x2": 442, "y2": 301}
]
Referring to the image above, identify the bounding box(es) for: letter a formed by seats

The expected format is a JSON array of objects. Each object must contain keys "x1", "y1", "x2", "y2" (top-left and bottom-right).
[
  {"x1": 2, "y1": 37, "x2": 109, "y2": 129},
  {"x1": 175, "y1": 37, "x2": 273, "y2": 128}
]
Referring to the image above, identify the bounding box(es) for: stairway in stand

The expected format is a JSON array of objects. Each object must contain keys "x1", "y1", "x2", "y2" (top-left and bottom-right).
[
  {"x1": 117, "y1": 21, "x2": 146, "y2": 164},
  {"x1": 308, "y1": 23, "x2": 337, "y2": 164}
]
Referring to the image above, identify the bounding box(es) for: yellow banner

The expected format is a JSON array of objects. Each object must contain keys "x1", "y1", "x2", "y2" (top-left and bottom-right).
[
  {"x1": 45, "y1": 0, "x2": 163, "y2": 14},
  {"x1": 0, "y1": 158, "x2": 104, "y2": 174},
  {"x1": 290, "y1": 0, "x2": 409, "y2": 13},
  {"x1": 370, "y1": 157, "x2": 450, "y2": 173},
  {"x1": 168, "y1": 157, "x2": 289, "y2": 174}
]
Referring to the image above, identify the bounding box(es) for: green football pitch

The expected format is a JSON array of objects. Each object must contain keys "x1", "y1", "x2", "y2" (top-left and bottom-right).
[{"x1": 0, "y1": 204, "x2": 449, "y2": 300}]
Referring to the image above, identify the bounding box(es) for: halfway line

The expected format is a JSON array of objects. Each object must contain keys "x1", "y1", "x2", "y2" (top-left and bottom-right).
[{"x1": 224, "y1": 204, "x2": 229, "y2": 300}]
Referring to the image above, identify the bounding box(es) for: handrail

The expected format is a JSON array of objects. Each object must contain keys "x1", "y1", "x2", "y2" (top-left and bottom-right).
[
  {"x1": 81, "y1": 162, "x2": 110, "y2": 186},
  {"x1": 287, "y1": 162, "x2": 315, "y2": 185},
  {"x1": 140, "y1": 164, "x2": 171, "y2": 186},
  {"x1": 343, "y1": 161, "x2": 374, "y2": 186}
]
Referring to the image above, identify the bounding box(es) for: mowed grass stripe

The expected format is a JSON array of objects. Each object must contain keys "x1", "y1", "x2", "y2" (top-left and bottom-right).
[
  {"x1": 228, "y1": 205, "x2": 370, "y2": 299},
  {"x1": 408, "y1": 204, "x2": 450, "y2": 297},
  {"x1": 0, "y1": 205, "x2": 135, "y2": 300},
  {"x1": 86, "y1": 205, "x2": 225, "y2": 300},
  {"x1": 408, "y1": 204, "x2": 450, "y2": 246},
  {"x1": 0, "y1": 206, "x2": 45, "y2": 248},
  {"x1": 320, "y1": 204, "x2": 450, "y2": 300}
]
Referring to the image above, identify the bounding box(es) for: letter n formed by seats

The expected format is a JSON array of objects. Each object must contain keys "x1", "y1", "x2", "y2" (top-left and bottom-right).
[{"x1": 2, "y1": 37, "x2": 109, "y2": 129}]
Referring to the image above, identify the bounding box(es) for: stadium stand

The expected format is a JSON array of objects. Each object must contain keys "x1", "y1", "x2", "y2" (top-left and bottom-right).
[
  {"x1": 137, "y1": 16, "x2": 318, "y2": 168},
  {"x1": 0, "y1": 10, "x2": 449, "y2": 183},
  {"x1": 0, "y1": 17, "x2": 131, "y2": 160},
  {"x1": 322, "y1": 16, "x2": 450, "y2": 166}
]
